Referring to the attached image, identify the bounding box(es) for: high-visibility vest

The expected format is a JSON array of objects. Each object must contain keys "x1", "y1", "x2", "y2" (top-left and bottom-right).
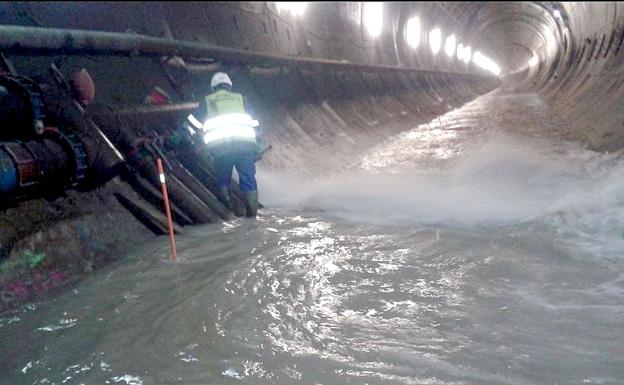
[
  {"x1": 201, "y1": 90, "x2": 257, "y2": 148},
  {"x1": 206, "y1": 89, "x2": 244, "y2": 116}
]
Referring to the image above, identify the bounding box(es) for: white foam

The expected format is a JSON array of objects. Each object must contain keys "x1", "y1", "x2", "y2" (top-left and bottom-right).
[{"x1": 259, "y1": 133, "x2": 624, "y2": 259}]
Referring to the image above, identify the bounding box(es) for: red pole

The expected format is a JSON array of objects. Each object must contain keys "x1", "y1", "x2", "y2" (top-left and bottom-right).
[{"x1": 157, "y1": 158, "x2": 177, "y2": 261}]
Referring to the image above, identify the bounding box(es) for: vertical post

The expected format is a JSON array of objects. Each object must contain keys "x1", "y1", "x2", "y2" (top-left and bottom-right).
[{"x1": 157, "y1": 158, "x2": 177, "y2": 261}]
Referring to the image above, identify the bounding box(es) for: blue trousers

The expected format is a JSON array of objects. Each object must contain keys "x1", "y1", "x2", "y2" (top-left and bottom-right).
[{"x1": 212, "y1": 151, "x2": 257, "y2": 191}]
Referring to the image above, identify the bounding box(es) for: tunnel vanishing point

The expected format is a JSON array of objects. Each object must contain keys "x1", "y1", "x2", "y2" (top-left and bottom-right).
[{"x1": 0, "y1": 1, "x2": 622, "y2": 310}]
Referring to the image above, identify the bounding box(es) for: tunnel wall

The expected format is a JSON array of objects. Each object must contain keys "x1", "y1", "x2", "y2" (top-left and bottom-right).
[
  {"x1": 507, "y1": 2, "x2": 624, "y2": 151},
  {"x1": 0, "y1": 2, "x2": 499, "y2": 172},
  {"x1": 1, "y1": 2, "x2": 492, "y2": 74},
  {"x1": 236, "y1": 69, "x2": 497, "y2": 173},
  {"x1": 0, "y1": 2, "x2": 500, "y2": 309},
  {"x1": 5, "y1": 2, "x2": 622, "y2": 154}
]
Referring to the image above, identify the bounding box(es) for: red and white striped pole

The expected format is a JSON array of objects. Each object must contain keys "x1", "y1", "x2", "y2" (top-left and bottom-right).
[{"x1": 157, "y1": 158, "x2": 177, "y2": 261}]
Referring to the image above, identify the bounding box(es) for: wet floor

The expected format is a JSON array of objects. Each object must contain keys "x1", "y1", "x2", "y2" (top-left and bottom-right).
[{"x1": 2, "y1": 90, "x2": 624, "y2": 385}]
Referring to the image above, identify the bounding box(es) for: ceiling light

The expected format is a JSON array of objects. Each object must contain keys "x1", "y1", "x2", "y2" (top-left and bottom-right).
[
  {"x1": 406, "y1": 16, "x2": 420, "y2": 48},
  {"x1": 363, "y1": 2, "x2": 383, "y2": 38},
  {"x1": 445, "y1": 34, "x2": 456, "y2": 57},
  {"x1": 275, "y1": 2, "x2": 308, "y2": 17},
  {"x1": 430, "y1": 28, "x2": 441, "y2": 54}
]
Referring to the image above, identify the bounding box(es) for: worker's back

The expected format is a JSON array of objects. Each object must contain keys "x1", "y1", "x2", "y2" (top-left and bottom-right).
[
  {"x1": 205, "y1": 89, "x2": 245, "y2": 116},
  {"x1": 202, "y1": 89, "x2": 257, "y2": 155},
  {"x1": 195, "y1": 72, "x2": 259, "y2": 218}
]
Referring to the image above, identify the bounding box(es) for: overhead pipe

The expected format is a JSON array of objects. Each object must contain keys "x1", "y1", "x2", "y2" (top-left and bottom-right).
[
  {"x1": 0, "y1": 25, "x2": 497, "y2": 80},
  {"x1": 161, "y1": 57, "x2": 222, "y2": 74},
  {"x1": 115, "y1": 102, "x2": 199, "y2": 116}
]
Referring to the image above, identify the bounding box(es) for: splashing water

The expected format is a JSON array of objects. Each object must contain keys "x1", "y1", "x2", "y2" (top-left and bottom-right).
[
  {"x1": 1, "y1": 92, "x2": 624, "y2": 384},
  {"x1": 261, "y1": 131, "x2": 624, "y2": 262}
]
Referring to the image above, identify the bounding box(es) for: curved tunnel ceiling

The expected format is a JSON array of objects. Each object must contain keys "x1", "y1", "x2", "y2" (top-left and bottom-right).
[
  {"x1": 4, "y1": 4, "x2": 624, "y2": 381},
  {"x1": 0, "y1": 1, "x2": 622, "y2": 154},
  {"x1": 302, "y1": 1, "x2": 624, "y2": 150}
]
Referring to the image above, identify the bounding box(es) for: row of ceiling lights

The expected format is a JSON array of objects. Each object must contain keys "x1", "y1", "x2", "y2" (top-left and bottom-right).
[
  {"x1": 275, "y1": 2, "x2": 501, "y2": 76},
  {"x1": 400, "y1": 13, "x2": 501, "y2": 76}
]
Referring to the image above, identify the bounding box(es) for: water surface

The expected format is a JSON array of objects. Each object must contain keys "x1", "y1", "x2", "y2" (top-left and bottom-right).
[{"x1": 2, "y1": 91, "x2": 623, "y2": 385}]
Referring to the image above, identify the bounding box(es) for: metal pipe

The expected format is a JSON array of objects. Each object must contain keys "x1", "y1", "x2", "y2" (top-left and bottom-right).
[
  {"x1": 0, "y1": 146, "x2": 18, "y2": 193},
  {"x1": 140, "y1": 157, "x2": 219, "y2": 224},
  {"x1": 120, "y1": 170, "x2": 193, "y2": 226},
  {"x1": 116, "y1": 103, "x2": 199, "y2": 116},
  {"x1": 167, "y1": 157, "x2": 232, "y2": 220},
  {"x1": 0, "y1": 25, "x2": 496, "y2": 80},
  {"x1": 0, "y1": 138, "x2": 72, "y2": 197},
  {"x1": 184, "y1": 63, "x2": 222, "y2": 73}
]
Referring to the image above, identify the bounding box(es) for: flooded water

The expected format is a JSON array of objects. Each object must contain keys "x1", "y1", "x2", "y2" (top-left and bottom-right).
[{"x1": 2, "y1": 91, "x2": 624, "y2": 385}]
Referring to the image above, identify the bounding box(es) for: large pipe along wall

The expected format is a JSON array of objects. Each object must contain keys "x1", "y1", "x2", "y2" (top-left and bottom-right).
[{"x1": 0, "y1": 2, "x2": 622, "y2": 309}]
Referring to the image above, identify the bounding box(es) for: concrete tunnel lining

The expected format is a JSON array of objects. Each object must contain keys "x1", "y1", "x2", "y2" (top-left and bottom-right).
[{"x1": 0, "y1": 1, "x2": 621, "y2": 309}]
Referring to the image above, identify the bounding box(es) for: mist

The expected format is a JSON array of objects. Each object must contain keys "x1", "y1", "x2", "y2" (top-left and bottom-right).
[{"x1": 259, "y1": 133, "x2": 624, "y2": 233}]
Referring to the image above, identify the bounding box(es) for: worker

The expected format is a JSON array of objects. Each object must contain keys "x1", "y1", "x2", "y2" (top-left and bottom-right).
[{"x1": 184, "y1": 72, "x2": 260, "y2": 218}]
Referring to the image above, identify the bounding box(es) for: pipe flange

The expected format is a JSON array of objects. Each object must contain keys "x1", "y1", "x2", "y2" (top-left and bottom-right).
[
  {"x1": 60, "y1": 131, "x2": 88, "y2": 185},
  {"x1": 1, "y1": 141, "x2": 38, "y2": 187},
  {"x1": 51, "y1": 130, "x2": 88, "y2": 186}
]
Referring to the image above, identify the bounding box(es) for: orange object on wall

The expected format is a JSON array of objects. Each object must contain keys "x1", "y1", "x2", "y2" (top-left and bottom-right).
[{"x1": 71, "y1": 68, "x2": 95, "y2": 105}]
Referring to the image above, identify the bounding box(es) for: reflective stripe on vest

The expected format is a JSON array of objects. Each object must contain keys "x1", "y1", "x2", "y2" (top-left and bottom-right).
[
  {"x1": 202, "y1": 113, "x2": 257, "y2": 145},
  {"x1": 202, "y1": 90, "x2": 256, "y2": 147},
  {"x1": 187, "y1": 114, "x2": 203, "y2": 129}
]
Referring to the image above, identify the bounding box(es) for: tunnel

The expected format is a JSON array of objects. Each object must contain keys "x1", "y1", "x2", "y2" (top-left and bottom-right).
[{"x1": 0, "y1": 2, "x2": 623, "y2": 384}]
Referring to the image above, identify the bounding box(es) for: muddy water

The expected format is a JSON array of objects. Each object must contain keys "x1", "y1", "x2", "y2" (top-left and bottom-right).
[{"x1": 1, "y1": 91, "x2": 624, "y2": 385}]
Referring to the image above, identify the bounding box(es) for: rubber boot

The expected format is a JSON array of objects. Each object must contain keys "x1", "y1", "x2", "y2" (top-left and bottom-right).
[
  {"x1": 244, "y1": 190, "x2": 258, "y2": 218},
  {"x1": 219, "y1": 186, "x2": 234, "y2": 213}
]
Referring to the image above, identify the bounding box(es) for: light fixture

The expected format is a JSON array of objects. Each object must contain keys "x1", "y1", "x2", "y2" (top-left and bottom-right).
[
  {"x1": 275, "y1": 2, "x2": 308, "y2": 17},
  {"x1": 463, "y1": 46, "x2": 472, "y2": 63},
  {"x1": 473, "y1": 51, "x2": 501, "y2": 76},
  {"x1": 445, "y1": 34, "x2": 456, "y2": 57},
  {"x1": 363, "y1": 2, "x2": 383, "y2": 38},
  {"x1": 429, "y1": 28, "x2": 441, "y2": 54},
  {"x1": 528, "y1": 53, "x2": 539, "y2": 67},
  {"x1": 406, "y1": 16, "x2": 420, "y2": 48}
]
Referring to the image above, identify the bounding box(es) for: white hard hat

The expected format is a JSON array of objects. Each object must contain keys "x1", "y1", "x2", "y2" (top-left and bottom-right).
[{"x1": 211, "y1": 72, "x2": 232, "y2": 89}]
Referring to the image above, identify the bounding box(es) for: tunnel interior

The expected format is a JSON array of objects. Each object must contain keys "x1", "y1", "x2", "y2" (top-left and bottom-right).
[
  {"x1": 0, "y1": 2, "x2": 624, "y2": 383},
  {"x1": 0, "y1": 0, "x2": 622, "y2": 311}
]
